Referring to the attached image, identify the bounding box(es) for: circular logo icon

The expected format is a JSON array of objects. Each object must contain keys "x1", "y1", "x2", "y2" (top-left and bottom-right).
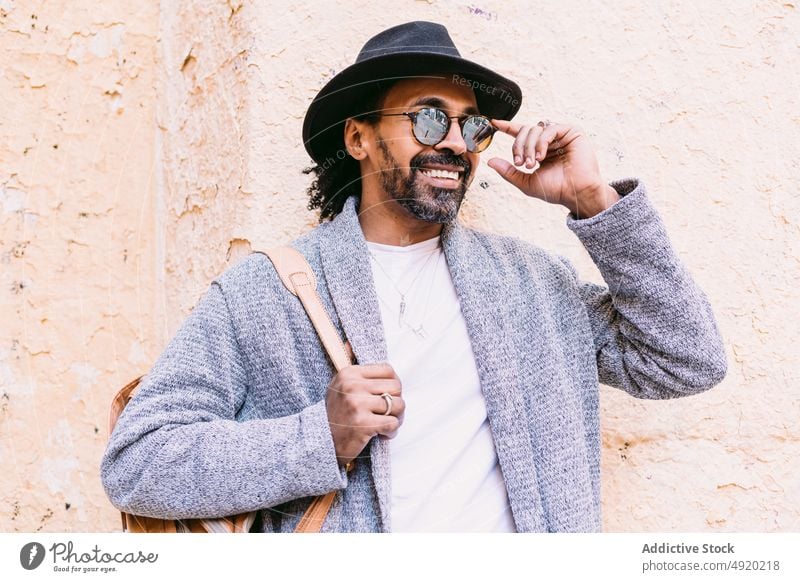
[{"x1": 20, "y1": 542, "x2": 46, "y2": 570}]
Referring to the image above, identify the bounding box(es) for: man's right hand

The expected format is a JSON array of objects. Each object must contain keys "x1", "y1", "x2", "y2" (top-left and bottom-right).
[{"x1": 325, "y1": 362, "x2": 405, "y2": 468}]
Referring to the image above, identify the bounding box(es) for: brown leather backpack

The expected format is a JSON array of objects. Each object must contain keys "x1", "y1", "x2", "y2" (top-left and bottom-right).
[{"x1": 107, "y1": 247, "x2": 354, "y2": 533}]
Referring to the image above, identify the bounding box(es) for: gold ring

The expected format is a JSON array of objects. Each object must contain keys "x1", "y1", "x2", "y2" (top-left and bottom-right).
[{"x1": 380, "y1": 393, "x2": 393, "y2": 416}]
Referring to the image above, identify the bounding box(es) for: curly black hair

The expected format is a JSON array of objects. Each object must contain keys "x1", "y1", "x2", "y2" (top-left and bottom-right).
[{"x1": 303, "y1": 80, "x2": 397, "y2": 222}]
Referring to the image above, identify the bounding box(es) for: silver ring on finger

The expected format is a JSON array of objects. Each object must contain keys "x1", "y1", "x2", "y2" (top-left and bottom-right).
[
  {"x1": 537, "y1": 119, "x2": 552, "y2": 128},
  {"x1": 380, "y1": 392, "x2": 393, "y2": 416}
]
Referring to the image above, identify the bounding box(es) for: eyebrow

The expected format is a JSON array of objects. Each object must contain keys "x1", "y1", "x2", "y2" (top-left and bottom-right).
[{"x1": 408, "y1": 96, "x2": 480, "y2": 116}]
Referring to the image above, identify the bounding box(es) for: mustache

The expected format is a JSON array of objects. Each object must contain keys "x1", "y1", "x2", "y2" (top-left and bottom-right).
[{"x1": 410, "y1": 153, "x2": 471, "y2": 176}]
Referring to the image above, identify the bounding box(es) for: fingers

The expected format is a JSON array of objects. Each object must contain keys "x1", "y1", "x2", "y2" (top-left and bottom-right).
[
  {"x1": 525, "y1": 125, "x2": 546, "y2": 168},
  {"x1": 365, "y1": 378, "x2": 402, "y2": 397},
  {"x1": 369, "y1": 392, "x2": 406, "y2": 418},
  {"x1": 333, "y1": 366, "x2": 402, "y2": 396},
  {"x1": 331, "y1": 404, "x2": 403, "y2": 435},
  {"x1": 534, "y1": 123, "x2": 565, "y2": 162},
  {"x1": 512, "y1": 124, "x2": 532, "y2": 166},
  {"x1": 517, "y1": 123, "x2": 546, "y2": 168},
  {"x1": 356, "y1": 362, "x2": 400, "y2": 379},
  {"x1": 486, "y1": 157, "x2": 532, "y2": 191},
  {"x1": 493, "y1": 119, "x2": 571, "y2": 168},
  {"x1": 376, "y1": 414, "x2": 402, "y2": 439},
  {"x1": 326, "y1": 361, "x2": 408, "y2": 463},
  {"x1": 490, "y1": 118, "x2": 522, "y2": 137}
]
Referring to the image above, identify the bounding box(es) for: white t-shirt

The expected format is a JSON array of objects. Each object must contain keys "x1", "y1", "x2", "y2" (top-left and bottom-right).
[{"x1": 366, "y1": 234, "x2": 516, "y2": 532}]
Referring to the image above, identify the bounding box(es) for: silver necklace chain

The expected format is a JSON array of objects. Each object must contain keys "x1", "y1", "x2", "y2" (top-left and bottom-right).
[{"x1": 368, "y1": 244, "x2": 442, "y2": 339}]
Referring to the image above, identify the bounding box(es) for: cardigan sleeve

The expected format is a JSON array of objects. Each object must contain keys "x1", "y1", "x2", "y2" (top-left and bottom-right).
[
  {"x1": 558, "y1": 177, "x2": 728, "y2": 399},
  {"x1": 100, "y1": 281, "x2": 348, "y2": 520}
]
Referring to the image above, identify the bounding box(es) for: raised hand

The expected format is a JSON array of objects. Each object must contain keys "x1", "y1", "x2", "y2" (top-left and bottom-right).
[{"x1": 487, "y1": 119, "x2": 620, "y2": 219}]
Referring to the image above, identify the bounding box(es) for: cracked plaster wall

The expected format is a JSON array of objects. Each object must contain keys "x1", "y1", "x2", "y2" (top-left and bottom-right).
[
  {"x1": 1, "y1": 0, "x2": 798, "y2": 532},
  {"x1": 1, "y1": 1, "x2": 162, "y2": 531}
]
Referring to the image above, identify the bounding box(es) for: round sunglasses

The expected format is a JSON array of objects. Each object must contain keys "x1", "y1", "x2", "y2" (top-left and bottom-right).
[{"x1": 371, "y1": 106, "x2": 495, "y2": 153}]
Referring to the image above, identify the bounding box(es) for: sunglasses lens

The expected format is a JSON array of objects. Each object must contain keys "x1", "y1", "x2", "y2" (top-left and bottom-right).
[
  {"x1": 412, "y1": 107, "x2": 449, "y2": 145},
  {"x1": 463, "y1": 116, "x2": 494, "y2": 153}
]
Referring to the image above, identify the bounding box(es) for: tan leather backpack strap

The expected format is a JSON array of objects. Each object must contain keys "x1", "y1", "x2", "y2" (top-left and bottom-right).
[
  {"x1": 294, "y1": 492, "x2": 338, "y2": 533},
  {"x1": 257, "y1": 247, "x2": 354, "y2": 372},
  {"x1": 293, "y1": 460, "x2": 355, "y2": 533},
  {"x1": 108, "y1": 375, "x2": 143, "y2": 436},
  {"x1": 198, "y1": 512, "x2": 255, "y2": 533},
  {"x1": 256, "y1": 247, "x2": 356, "y2": 533},
  {"x1": 125, "y1": 514, "x2": 178, "y2": 533}
]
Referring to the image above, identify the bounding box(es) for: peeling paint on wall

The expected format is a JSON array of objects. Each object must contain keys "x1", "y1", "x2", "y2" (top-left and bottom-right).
[{"x1": 1, "y1": 0, "x2": 161, "y2": 532}]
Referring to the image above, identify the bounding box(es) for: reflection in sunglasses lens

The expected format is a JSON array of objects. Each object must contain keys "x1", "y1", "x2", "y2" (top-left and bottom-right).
[
  {"x1": 464, "y1": 117, "x2": 493, "y2": 153},
  {"x1": 414, "y1": 108, "x2": 449, "y2": 145},
  {"x1": 413, "y1": 107, "x2": 494, "y2": 152}
]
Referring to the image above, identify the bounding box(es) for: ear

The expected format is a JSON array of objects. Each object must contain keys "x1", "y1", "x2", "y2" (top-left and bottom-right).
[{"x1": 344, "y1": 118, "x2": 368, "y2": 159}]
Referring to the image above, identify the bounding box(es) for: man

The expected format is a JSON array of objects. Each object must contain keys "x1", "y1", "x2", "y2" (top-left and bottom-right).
[{"x1": 101, "y1": 21, "x2": 727, "y2": 532}]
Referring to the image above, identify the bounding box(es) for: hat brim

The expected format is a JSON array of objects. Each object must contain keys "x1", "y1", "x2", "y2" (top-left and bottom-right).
[{"x1": 302, "y1": 52, "x2": 523, "y2": 164}]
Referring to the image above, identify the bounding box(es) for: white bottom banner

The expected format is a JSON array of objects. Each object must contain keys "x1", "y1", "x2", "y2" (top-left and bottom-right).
[{"x1": 1, "y1": 533, "x2": 797, "y2": 581}]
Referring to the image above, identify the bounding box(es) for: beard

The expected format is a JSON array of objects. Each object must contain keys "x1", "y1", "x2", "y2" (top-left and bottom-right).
[{"x1": 376, "y1": 138, "x2": 471, "y2": 224}]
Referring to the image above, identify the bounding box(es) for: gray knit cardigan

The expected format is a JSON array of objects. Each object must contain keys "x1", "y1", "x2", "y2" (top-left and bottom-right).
[{"x1": 100, "y1": 178, "x2": 727, "y2": 532}]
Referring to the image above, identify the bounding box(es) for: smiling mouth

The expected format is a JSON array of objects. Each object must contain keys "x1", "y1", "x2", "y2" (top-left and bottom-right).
[
  {"x1": 416, "y1": 167, "x2": 463, "y2": 188},
  {"x1": 420, "y1": 167, "x2": 460, "y2": 180}
]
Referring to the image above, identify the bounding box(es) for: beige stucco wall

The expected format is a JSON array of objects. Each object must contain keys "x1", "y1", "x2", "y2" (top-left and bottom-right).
[
  {"x1": 1, "y1": 0, "x2": 797, "y2": 532},
  {"x1": 1, "y1": 1, "x2": 162, "y2": 531}
]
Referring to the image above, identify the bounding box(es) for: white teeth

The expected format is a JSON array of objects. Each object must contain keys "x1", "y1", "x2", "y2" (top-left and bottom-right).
[{"x1": 420, "y1": 169, "x2": 459, "y2": 180}]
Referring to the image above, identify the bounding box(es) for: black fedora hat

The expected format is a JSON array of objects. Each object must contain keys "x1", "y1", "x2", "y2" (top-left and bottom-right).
[{"x1": 302, "y1": 21, "x2": 523, "y2": 165}]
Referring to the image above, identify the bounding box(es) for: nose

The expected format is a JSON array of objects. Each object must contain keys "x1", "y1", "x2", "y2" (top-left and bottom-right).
[{"x1": 434, "y1": 118, "x2": 467, "y2": 156}]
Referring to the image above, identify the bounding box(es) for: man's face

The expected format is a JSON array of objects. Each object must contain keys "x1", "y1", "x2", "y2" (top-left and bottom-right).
[{"x1": 365, "y1": 77, "x2": 481, "y2": 223}]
